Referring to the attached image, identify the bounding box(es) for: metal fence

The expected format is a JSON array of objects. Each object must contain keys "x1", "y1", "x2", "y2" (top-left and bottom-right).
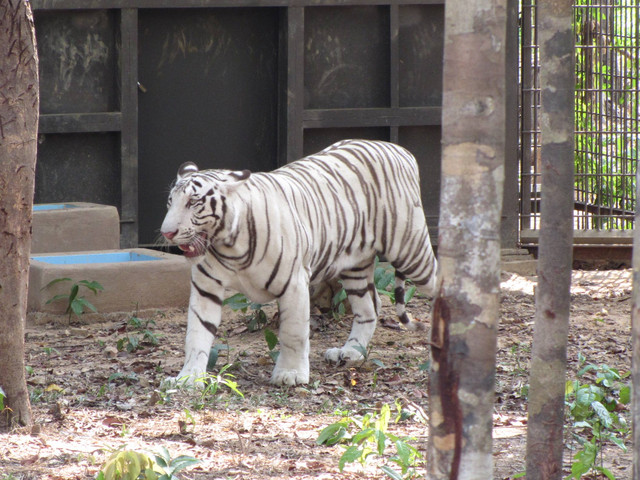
[{"x1": 520, "y1": 0, "x2": 640, "y2": 244}]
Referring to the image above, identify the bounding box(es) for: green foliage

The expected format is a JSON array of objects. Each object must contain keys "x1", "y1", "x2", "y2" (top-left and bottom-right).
[
  {"x1": 565, "y1": 354, "x2": 630, "y2": 479},
  {"x1": 96, "y1": 445, "x2": 199, "y2": 480},
  {"x1": 573, "y1": 0, "x2": 638, "y2": 230},
  {"x1": 264, "y1": 328, "x2": 280, "y2": 363},
  {"x1": 151, "y1": 447, "x2": 200, "y2": 480},
  {"x1": 45, "y1": 278, "x2": 104, "y2": 321},
  {"x1": 223, "y1": 293, "x2": 268, "y2": 331},
  {"x1": 206, "y1": 344, "x2": 230, "y2": 371},
  {"x1": 331, "y1": 287, "x2": 348, "y2": 320},
  {"x1": 190, "y1": 365, "x2": 244, "y2": 410},
  {"x1": 317, "y1": 402, "x2": 422, "y2": 479},
  {"x1": 374, "y1": 260, "x2": 416, "y2": 304},
  {"x1": 331, "y1": 259, "x2": 417, "y2": 320},
  {"x1": 0, "y1": 386, "x2": 5, "y2": 411},
  {"x1": 117, "y1": 316, "x2": 161, "y2": 353}
]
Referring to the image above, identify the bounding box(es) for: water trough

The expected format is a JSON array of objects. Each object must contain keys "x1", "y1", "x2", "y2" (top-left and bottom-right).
[{"x1": 29, "y1": 249, "x2": 191, "y2": 314}]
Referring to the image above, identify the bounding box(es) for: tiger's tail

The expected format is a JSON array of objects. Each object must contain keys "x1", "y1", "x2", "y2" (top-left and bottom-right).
[{"x1": 393, "y1": 255, "x2": 438, "y2": 332}]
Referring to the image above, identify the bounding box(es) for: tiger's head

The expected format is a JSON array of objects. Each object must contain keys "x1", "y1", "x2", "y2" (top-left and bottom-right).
[{"x1": 160, "y1": 162, "x2": 251, "y2": 258}]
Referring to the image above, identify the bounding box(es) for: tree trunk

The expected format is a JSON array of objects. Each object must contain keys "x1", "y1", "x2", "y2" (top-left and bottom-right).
[
  {"x1": 0, "y1": 0, "x2": 39, "y2": 429},
  {"x1": 525, "y1": 2, "x2": 575, "y2": 479},
  {"x1": 427, "y1": 0, "x2": 506, "y2": 478}
]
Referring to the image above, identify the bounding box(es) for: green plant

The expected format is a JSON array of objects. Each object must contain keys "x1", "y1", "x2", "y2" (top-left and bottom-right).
[
  {"x1": 223, "y1": 293, "x2": 268, "y2": 331},
  {"x1": 317, "y1": 402, "x2": 422, "y2": 479},
  {"x1": 206, "y1": 343, "x2": 230, "y2": 371},
  {"x1": 374, "y1": 260, "x2": 417, "y2": 304},
  {"x1": 96, "y1": 445, "x2": 199, "y2": 480},
  {"x1": 45, "y1": 278, "x2": 104, "y2": 321},
  {"x1": 264, "y1": 328, "x2": 280, "y2": 363},
  {"x1": 190, "y1": 365, "x2": 244, "y2": 410},
  {"x1": 331, "y1": 287, "x2": 348, "y2": 320},
  {"x1": 117, "y1": 316, "x2": 161, "y2": 353},
  {"x1": 565, "y1": 354, "x2": 631, "y2": 479},
  {"x1": 331, "y1": 259, "x2": 417, "y2": 320}
]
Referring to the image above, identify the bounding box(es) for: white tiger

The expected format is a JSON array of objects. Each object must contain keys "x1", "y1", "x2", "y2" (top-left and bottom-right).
[{"x1": 161, "y1": 139, "x2": 438, "y2": 386}]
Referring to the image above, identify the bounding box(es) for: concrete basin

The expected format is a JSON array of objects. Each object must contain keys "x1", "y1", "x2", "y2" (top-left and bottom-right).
[{"x1": 29, "y1": 248, "x2": 191, "y2": 314}]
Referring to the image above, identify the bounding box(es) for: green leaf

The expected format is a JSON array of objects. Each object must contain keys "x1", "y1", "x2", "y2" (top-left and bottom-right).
[
  {"x1": 223, "y1": 293, "x2": 251, "y2": 312},
  {"x1": 596, "y1": 466, "x2": 616, "y2": 480},
  {"x1": 70, "y1": 299, "x2": 85, "y2": 316},
  {"x1": 264, "y1": 328, "x2": 279, "y2": 351},
  {"x1": 317, "y1": 423, "x2": 348, "y2": 446},
  {"x1": 351, "y1": 427, "x2": 376, "y2": 446},
  {"x1": 404, "y1": 285, "x2": 416, "y2": 304},
  {"x1": 619, "y1": 385, "x2": 631, "y2": 405},
  {"x1": 395, "y1": 439, "x2": 412, "y2": 467},
  {"x1": 166, "y1": 455, "x2": 200, "y2": 473},
  {"x1": 371, "y1": 358, "x2": 386, "y2": 368},
  {"x1": 339, "y1": 445, "x2": 363, "y2": 471},
  {"x1": 207, "y1": 349, "x2": 220, "y2": 371},
  {"x1": 68, "y1": 284, "x2": 79, "y2": 303},
  {"x1": 374, "y1": 429, "x2": 387, "y2": 455},
  {"x1": 332, "y1": 288, "x2": 347, "y2": 306},
  {"x1": 352, "y1": 343, "x2": 368, "y2": 359},
  {"x1": 75, "y1": 297, "x2": 98, "y2": 313},
  {"x1": 591, "y1": 400, "x2": 613, "y2": 428},
  {"x1": 45, "y1": 294, "x2": 73, "y2": 305},
  {"x1": 78, "y1": 280, "x2": 104, "y2": 293},
  {"x1": 607, "y1": 434, "x2": 627, "y2": 452},
  {"x1": 43, "y1": 277, "x2": 72, "y2": 290},
  {"x1": 380, "y1": 465, "x2": 404, "y2": 480}
]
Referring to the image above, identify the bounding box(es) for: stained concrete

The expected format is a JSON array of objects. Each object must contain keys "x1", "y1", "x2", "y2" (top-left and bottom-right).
[
  {"x1": 28, "y1": 248, "x2": 191, "y2": 315},
  {"x1": 32, "y1": 202, "x2": 120, "y2": 253}
]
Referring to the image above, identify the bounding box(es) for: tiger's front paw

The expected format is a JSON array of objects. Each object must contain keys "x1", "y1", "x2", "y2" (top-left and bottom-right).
[
  {"x1": 270, "y1": 366, "x2": 309, "y2": 386},
  {"x1": 324, "y1": 347, "x2": 365, "y2": 364}
]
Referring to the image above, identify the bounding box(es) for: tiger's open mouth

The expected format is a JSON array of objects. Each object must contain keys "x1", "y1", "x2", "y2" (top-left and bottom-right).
[{"x1": 178, "y1": 233, "x2": 207, "y2": 258}]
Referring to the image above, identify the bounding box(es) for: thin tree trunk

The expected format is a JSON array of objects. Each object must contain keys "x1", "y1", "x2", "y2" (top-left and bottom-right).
[
  {"x1": 427, "y1": 0, "x2": 506, "y2": 478},
  {"x1": 0, "y1": 0, "x2": 39, "y2": 429},
  {"x1": 525, "y1": 2, "x2": 575, "y2": 479}
]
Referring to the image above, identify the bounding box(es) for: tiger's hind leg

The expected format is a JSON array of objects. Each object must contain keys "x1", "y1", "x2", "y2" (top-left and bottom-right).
[{"x1": 325, "y1": 261, "x2": 379, "y2": 364}]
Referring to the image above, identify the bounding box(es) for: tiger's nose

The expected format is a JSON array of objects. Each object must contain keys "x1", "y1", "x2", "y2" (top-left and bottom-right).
[{"x1": 162, "y1": 230, "x2": 178, "y2": 240}]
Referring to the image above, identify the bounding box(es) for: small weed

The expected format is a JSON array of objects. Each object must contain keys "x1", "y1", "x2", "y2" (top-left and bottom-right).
[
  {"x1": 565, "y1": 354, "x2": 630, "y2": 479},
  {"x1": 190, "y1": 365, "x2": 244, "y2": 410},
  {"x1": 374, "y1": 260, "x2": 417, "y2": 304},
  {"x1": 45, "y1": 278, "x2": 103, "y2": 321},
  {"x1": 264, "y1": 328, "x2": 280, "y2": 363},
  {"x1": 332, "y1": 287, "x2": 348, "y2": 320},
  {"x1": 318, "y1": 402, "x2": 422, "y2": 478},
  {"x1": 207, "y1": 343, "x2": 231, "y2": 371},
  {"x1": 96, "y1": 445, "x2": 199, "y2": 480},
  {"x1": 179, "y1": 408, "x2": 197, "y2": 434},
  {"x1": 331, "y1": 259, "x2": 417, "y2": 320},
  {"x1": 117, "y1": 315, "x2": 161, "y2": 353}
]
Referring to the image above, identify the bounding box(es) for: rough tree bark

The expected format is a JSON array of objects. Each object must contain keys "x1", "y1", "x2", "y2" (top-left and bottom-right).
[
  {"x1": 524, "y1": 2, "x2": 575, "y2": 479},
  {"x1": 427, "y1": 0, "x2": 506, "y2": 478},
  {"x1": 0, "y1": 0, "x2": 39, "y2": 428}
]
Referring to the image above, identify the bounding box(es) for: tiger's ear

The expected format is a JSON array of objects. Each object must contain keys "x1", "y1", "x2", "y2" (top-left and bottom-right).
[
  {"x1": 177, "y1": 162, "x2": 199, "y2": 182},
  {"x1": 227, "y1": 169, "x2": 251, "y2": 182}
]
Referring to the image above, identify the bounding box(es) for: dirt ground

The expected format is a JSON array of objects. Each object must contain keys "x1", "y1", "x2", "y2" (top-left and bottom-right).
[{"x1": 0, "y1": 269, "x2": 633, "y2": 480}]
